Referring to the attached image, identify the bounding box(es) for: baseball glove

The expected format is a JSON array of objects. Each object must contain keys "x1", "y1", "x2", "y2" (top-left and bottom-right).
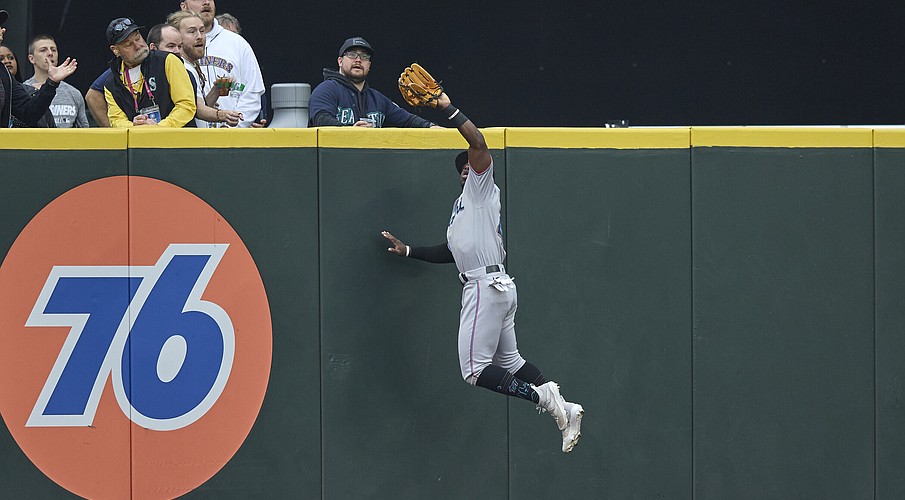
[{"x1": 398, "y1": 63, "x2": 443, "y2": 107}]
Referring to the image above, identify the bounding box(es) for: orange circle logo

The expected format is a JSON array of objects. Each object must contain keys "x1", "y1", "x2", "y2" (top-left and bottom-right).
[{"x1": 0, "y1": 176, "x2": 272, "y2": 498}]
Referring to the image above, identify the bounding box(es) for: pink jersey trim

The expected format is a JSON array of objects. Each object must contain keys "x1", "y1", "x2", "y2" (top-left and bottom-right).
[{"x1": 469, "y1": 283, "x2": 481, "y2": 379}]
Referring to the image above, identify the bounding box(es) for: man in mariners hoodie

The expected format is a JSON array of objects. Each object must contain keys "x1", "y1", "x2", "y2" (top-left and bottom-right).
[{"x1": 309, "y1": 37, "x2": 438, "y2": 128}]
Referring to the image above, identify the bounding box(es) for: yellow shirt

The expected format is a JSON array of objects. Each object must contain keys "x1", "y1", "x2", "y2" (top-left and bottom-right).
[{"x1": 104, "y1": 53, "x2": 196, "y2": 128}]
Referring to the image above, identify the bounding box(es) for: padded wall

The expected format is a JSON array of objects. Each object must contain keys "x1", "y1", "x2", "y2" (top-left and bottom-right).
[
  {"x1": 506, "y1": 129, "x2": 692, "y2": 498},
  {"x1": 691, "y1": 129, "x2": 875, "y2": 498},
  {"x1": 0, "y1": 127, "x2": 902, "y2": 499}
]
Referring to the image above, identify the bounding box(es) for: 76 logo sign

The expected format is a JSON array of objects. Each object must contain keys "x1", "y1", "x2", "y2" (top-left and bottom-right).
[{"x1": 26, "y1": 244, "x2": 234, "y2": 431}]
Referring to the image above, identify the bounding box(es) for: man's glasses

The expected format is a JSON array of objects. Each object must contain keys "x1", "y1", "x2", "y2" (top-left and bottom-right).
[
  {"x1": 113, "y1": 18, "x2": 134, "y2": 34},
  {"x1": 344, "y1": 51, "x2": 371, "y2": 61}
]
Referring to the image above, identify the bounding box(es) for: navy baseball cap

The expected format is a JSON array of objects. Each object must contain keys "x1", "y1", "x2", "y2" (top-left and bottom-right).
[
  {"x1": 0, "y1": 10, "x2": 9, "y2": 25},
  {"x1": 455, "y1": 151, "x2": 469, "y2": 173},
  {"x1": 339, "y1": 37, "x2": 373, "y2": 56},
  {"x1": 107, "y1": 17, "x2": 143, "y2": 44}
]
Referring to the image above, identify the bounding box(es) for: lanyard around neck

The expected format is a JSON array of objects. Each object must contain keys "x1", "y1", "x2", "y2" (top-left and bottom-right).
[{"x1": 123, "y1": 64, "x2": 155, "y2": 113}]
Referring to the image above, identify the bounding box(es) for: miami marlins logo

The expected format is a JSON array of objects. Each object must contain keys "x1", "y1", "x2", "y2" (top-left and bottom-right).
[{"x1": 449, "y1": 196, "x2": 466, "y2": 226}]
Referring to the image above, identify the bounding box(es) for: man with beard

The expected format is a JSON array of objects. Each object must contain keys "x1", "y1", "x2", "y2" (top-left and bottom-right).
[
  {"x1": 309, "y1": 37, "x2": 436, "y2": 128},
  {"x1": 103, "y1": 17, "x2": 195, "y2": 127},
  {"x1": 167, "y1": 10, "x2": 241, "y2": 127},
  {"x1": 180, "y1": 0, "x2": 264, "y2": 128}
]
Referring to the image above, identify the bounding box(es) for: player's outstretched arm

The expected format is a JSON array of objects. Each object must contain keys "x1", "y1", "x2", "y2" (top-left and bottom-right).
[
  {"x1": 436, "y1": 93, "x2": 491, "y2": 174},
  {"x1": 382, "y1": 230, "x2": 455, "y2": 263},
  {"x1": 397, "y1": 64, "x2": 490, "y2": 172}
]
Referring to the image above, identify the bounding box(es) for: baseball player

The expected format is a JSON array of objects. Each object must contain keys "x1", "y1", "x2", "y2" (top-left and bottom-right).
[{"x1": 381, "y1": 86, "x2": 584, "y2": 453}]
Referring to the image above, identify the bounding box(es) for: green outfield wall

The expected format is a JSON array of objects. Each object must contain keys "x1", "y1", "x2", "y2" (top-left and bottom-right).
[{"x1": 0, "y1": 127, "x2": 902, "y2": 499}]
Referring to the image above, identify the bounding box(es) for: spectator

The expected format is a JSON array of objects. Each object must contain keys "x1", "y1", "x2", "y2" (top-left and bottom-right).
[
  {"x1": 1, "y1": 43, "x2": 24, "y2": 126},
  {"x1": 0, "y1": 43, "x2": 22, "y2": 82},
  {"x1": 180, "y1": 0, "x2": 264, "y2": 127},
  {"x1": 146, "y1": 23, "x2": 183, "y2": 56},
  {"x1": 164, "y1": 12, "x2": 242, "y2": 127},
  {"x1": 23, "y1": 34, "x2": 89, "y2": 127},
  {"x1": 103, "y1": 17, "x2": 195, "y2": 127},
  {"x1": 209, "y1": 11, "x2": 266, "y2": 127},
  {"x1": 89, "y1": 22, "x2": 187, "y2": 128},
  {"x1": 309, "y1": 37, "x2": 437, "y2": 128},
  {"x1": 215, "y1": 13, "x2": 240, "y2": 35},
  {"x1": 2, "y1": 40, "x2": 53, "y2": 127},
  {"x1": 0, "y1": 9, "x2": 78, "y2": 128}
]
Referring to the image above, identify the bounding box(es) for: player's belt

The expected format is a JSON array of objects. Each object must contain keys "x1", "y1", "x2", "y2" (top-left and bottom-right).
[{"x1": 458, "y1": 264, "x2": 502, "y2": 285}]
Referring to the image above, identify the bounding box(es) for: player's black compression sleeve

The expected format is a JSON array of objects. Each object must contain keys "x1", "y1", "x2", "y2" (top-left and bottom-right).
[{"x1": 410, "y1": 243, "x2": 454, "y2": 263}]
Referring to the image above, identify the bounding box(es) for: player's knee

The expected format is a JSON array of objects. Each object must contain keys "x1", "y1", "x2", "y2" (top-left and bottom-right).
[
  {"x1": 463, "y1": 367, "x2": 483, "y2": 386},
  {"x1": 463, "y1": 359, "x2": 493, "y2": 385},
  {"x1": 497, "y1": 354, "x2": 525, "y2": 373}
]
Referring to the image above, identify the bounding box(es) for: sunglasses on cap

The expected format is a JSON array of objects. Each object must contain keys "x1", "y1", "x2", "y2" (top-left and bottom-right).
[{"x1": 112, "y1": 18, "x2": 135, "y2": 35}]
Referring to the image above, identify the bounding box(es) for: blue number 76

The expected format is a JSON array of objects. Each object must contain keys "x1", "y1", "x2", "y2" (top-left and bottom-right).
[{"x1": 25, "y1": 244, "x2": 235, "y2": 431}]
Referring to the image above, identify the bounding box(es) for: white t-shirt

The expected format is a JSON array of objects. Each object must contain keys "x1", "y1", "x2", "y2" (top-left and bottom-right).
[{"x1": 183, "y1": 61, "x2": 212, "y2": 128}]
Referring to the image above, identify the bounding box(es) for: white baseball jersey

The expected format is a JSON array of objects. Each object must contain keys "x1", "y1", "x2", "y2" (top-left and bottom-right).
[
  {"x1": 446, "y1": 160, "x2": 506, "y2": 273},
  {"x1": 447, "y1": 159, "x2": 525, "y2": 384}
]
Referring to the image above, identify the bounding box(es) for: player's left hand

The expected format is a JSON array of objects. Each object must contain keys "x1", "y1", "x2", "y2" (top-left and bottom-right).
[
  {"x1": 436, "y1": 92, "x2": 450, "y2": 110},
  {"x1": 48, "y1": 57, "x2": 77, "y2": 83},
  {"x1": 381, "y1": 230, "x2": 408, "y2": 256}
]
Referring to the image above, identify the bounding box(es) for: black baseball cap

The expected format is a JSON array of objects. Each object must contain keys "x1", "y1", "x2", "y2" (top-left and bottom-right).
[
  {"x1": 107, "y1": 17, "x2": 143, "y2": 44},
  {"x1": 455, "y1": 151, "x2": 469, "y2": 173},
  {"x1": 339, "y1": 37, "x2": 373, "y2": 56},
  {"x1": 0, "y1": 10, "x2": 9, "y2": 25}
]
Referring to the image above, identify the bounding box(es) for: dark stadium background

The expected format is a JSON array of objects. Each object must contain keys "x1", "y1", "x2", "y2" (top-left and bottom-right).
[{"x1": 10, "y1": 0, "x2": 905, "y2": 126}]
